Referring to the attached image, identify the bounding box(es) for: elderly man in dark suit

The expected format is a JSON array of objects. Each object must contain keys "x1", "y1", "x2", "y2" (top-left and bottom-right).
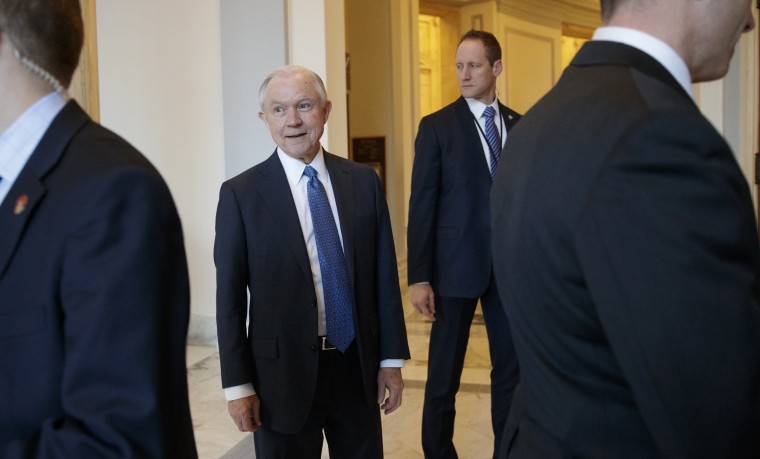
[
  {"x1": 407, "y1": 30, "x2": 520, "y2": 458},
  {"x1": 0, "y1": 0, "x2": 197, "y2": 457},
  {"x1": 215, "y1": 64, "x2": 410, "y2": 458},
  {"x1": 491, "y1": 0, "x2": 760, "y2": 457}
]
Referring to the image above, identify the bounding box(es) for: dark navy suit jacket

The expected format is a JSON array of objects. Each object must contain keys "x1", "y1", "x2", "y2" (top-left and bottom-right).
[
  {"x1": 492, "y1": 41, "x2": 760, "y2": 458},
  {"x1": 215, "y1": 150, "x2": 410, "y2": 434},
  {"x1": 0, "y1": 101, "x2": 197, "y2": 457},
  {"x1": 408, "y1": 96, "x2": 520, "y2": 297}
]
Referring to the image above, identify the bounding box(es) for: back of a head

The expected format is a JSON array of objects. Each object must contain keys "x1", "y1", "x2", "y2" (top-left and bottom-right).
[
  {"x1": 600, "y1": 0, "x2": 616, "y2": 22},
  {"x1": 0, "y1": 0, "x2": 84, "y2": 88}
]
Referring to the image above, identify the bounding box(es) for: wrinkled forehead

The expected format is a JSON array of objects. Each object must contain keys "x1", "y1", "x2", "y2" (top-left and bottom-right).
[
  {"x1": 266, "y1": 73, "x2": 324, "y2": 105},
  {"x1": 265, "y1": 75, "x2": 317, "y2": 101}
]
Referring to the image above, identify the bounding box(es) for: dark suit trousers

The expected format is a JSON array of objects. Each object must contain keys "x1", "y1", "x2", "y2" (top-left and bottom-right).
[
  {"x1": 422, "y1": 276, "x2": 519, "y2": 459},
  {"x1": 253, "y1": 343, "x2": 383, "y2": 459}
]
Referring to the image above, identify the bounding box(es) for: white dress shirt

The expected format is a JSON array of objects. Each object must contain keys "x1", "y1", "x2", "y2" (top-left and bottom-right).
[
  {"x1": 0, "y1": 92, "x2": 67, "y2": 205},
  {"x1": 592, "y1": 26, "x2": 693, "y2": 99},
  {"x1": 225, "y1": 148, "x2": 401, "y2": 401}
]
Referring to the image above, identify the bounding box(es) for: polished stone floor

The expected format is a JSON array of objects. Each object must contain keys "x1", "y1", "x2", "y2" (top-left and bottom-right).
[{"x1": 187, "y1": 302, "x2": 495, "y2": 458}]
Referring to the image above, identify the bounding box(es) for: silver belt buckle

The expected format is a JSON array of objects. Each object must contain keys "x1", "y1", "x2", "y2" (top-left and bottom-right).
[{"x1": 320, "y1": 336, "x2": 336, "y2": 351}]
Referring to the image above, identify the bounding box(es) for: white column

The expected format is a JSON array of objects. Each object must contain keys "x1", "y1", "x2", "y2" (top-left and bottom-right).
[
  {"x1": 288, "y1": 0, "x2": 348, "y2": 157},
  {"x1": 96, "y1": 0, "x2": 226, "y2": 342},
  {"x1": 220, "y1": 0, "x2": 287, "y2": 178}
]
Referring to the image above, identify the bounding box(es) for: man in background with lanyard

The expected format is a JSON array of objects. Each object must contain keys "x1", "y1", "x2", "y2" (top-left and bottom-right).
[{"x1": 408, "y1": 29, "x2": 521, "y2": 458}]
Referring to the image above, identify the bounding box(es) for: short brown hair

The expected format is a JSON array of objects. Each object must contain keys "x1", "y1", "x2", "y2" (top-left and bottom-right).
[
  {"x1": 458, "y1": 30, "x2": 502, "y2": 66},
  {"x1": 0, "y1": 0, "x2": 84, "y2": 87},
  {"x1": 600, "y1": 0, "x2": 615, "y2": 21}
]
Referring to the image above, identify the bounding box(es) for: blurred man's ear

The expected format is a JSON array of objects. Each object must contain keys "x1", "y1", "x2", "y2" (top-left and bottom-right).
[
  {"x1": 323, "y1": 100, "x2": 333, "y2": 121},
  {"x1": 492, "y1": 59, "x2": 503, "y2": 78}
]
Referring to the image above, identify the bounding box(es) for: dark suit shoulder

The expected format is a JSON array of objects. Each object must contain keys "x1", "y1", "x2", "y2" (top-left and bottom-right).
[
  {"x1": 324, "y1": 150, "x2": 375, "y2": 175},
  {"x1": 422, "y1": 96, "x2": 520, "y2": 128},
  {"x1": 499, "y1": 102, "x2": 522, "y2": 127},
  {"x1": 324, "y1": 151, "x2": 377, "y2": 186},
  {"x1": 420, "y1": 97, "x2": 468, "y2": 124},
  {"x1": 224, "y1": 150, "x2": 281, "y2": 189},
  {"x1": 28, "y1": 102, "x2": 159, "y2": 183},
  {"x1": 70, "y1": 123, "x2": 157, "y2": 171}
]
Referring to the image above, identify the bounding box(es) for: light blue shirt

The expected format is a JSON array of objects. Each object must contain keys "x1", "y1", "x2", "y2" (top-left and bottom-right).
[
  {"x1": 0, "y1": 92, "x2": 67, "y2": 205},
  {"x1": 592, "y1": 26, "x2": 693, "y2": 99}
]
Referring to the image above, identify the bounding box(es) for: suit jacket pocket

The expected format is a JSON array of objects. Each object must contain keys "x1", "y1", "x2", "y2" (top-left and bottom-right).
[
  {"x1": 251, "y1": 337, "x2": 278, "y2": 359},
  {"x1": 0, "y1": 308, "x2": 45, "y2": 338}
]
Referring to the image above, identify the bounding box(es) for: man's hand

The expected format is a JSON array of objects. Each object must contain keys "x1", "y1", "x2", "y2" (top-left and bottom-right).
[
  {"x1": 377, "y1": 367, "x2": 404, "y2": 415},
  {"x1": 410, "y1": 283, "x2": 436, "y2": 319},
  {"x1": 228, "y1": 394, "x2": 262, "y2": 432}
]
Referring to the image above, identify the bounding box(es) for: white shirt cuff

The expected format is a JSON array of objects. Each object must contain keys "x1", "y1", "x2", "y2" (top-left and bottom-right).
[
  {"x1": 224, "y1": 361, "x2": 402, "y2": 400},
  {"x1": 224, "y1": 383, "x2": 256, "y2": 401},
  {"x1": 380, "y1": 359, "x2": 404, "y2": 368}
]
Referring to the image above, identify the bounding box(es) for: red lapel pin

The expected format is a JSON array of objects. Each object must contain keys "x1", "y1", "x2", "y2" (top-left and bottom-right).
[{"x1": 13, "y1": 194, "x2": 28, "y2": 215}]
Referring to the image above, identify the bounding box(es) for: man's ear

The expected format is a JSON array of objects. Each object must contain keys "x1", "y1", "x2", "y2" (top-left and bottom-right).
[
  {"x1": 323, "y1": 100, "x2": 333, "y2": 121},
  {"x1": 492, "y1": 59, "x2": 503, "y2": 78},
  {"x1": 258, "y1": 111, "x2": 269, "y2": 130}
]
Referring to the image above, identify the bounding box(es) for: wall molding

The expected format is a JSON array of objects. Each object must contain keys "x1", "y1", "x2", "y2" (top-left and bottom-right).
[{"x1": 498, "y1": 0, "x2": 600, "y2": 29}]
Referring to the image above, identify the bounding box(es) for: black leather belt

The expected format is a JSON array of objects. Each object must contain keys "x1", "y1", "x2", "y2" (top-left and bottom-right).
[{"x1": 319, "y1": 336, "x2": 336, "y2": 351}]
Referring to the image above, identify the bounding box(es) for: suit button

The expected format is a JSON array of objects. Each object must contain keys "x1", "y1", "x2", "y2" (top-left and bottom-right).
[
  {"x1": 311, "y1": 301, "x2": 317, "y2": 308},
  {"x1": 310, "y1": 344, "x2": 318, "y2": 351}
]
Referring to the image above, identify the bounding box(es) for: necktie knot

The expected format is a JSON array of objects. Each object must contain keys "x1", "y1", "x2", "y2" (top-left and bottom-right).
[
  {"x1": 483, "y1": 105, "x2": 496, "y2": 120},
  {"x1": 304, "y1": 164, "x2": 317, "y2": 180}
]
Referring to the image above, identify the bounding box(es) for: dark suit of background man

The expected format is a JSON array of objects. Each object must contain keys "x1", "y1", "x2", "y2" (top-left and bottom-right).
[
  {"x1": 491, "y1": 0, "x2": 760, "y2": 457},
  {"x1": 0, "y1": 0, "x2": 197, "y2": 457},
  {"x1": 408, "y1": 30, "x2": 521, "y2": 458},
  {"x1": 215, "y1": 64, "x2": 410, "y2": 458}
]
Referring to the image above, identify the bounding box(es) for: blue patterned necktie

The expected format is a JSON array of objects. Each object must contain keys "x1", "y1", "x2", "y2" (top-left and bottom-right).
[
  {"x1": 303, "y1": 165, "x2": 355, "y2": 352},
  {"x1": 483, "y1": 106, "x2": 501, "y2": 178}
]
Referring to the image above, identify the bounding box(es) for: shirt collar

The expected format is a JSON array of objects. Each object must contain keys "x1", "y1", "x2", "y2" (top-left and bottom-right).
[
  {"x1": 277, "y1": 146, "x2": 328, "y2": 187},
  {"x1": 464, "y1": 97, "x2": 500, "y2": 119},
  {"x1": 0, "y1": 92, "x2": 66, "y2": 195},
  {"x1": 592, "y1": 26, "x2": 693, "y2": 99}
]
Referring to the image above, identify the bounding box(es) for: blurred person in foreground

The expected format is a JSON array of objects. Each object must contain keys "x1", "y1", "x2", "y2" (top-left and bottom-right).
[
  {"x1": 491, "y1": 0, "x2": 760, "y2": 457},
  {"x1": 0, "y1": 0, "x2": 197, "y2": 456}
]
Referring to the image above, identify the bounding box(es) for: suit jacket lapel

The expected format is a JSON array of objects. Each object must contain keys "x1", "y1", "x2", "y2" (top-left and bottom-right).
[
  {"x1": 454, "y1": 96, "x2": 483, "y2": 146},
  {"x1": 255, "y1": 151, "x2": 313, "y2": 282},
  {"x1": 0, "y1": 174, "x2": 45, "y2": 278},
  {"x1": 0, "y1": 101, "x2": 88, "y2": 278},
  {"x1": 454, "y1": 97, "x2": 493, "y2": 175},
  {"x1": 499, "y1": 102, "x2": 520, "y2": 131},
  {"x1": 324, "y1": 152, "x2": 356, "y2": 284}
]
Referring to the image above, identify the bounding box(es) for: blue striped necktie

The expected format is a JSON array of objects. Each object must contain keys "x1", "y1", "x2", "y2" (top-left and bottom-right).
[
  {"x1": 303, "y1": 165, "x2": 355, "y2": 352},
  {"x1": 483, "y1": 106, "x2": 501, "y2": 178}
]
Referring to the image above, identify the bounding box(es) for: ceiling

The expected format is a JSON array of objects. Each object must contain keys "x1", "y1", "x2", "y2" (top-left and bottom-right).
[
  {"x1": 423, "y1": 0, "x2": 487, "y2": 5},
  {"x1": 423, "y1": 0, "x2": 600, "y2": 10}
]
